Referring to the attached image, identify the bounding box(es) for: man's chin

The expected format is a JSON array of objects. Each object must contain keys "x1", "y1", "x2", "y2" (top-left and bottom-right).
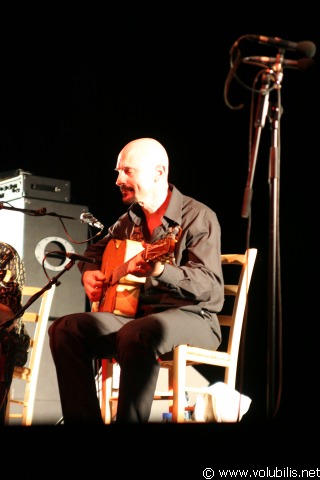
[{"x1": 121, "y1": 194, "x2": 135, "y2": 205}]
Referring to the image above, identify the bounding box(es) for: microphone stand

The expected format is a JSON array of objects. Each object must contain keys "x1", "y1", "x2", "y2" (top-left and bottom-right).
[
  {"x1": 0, "y1": 259, "x2": 76, "y2": 337},
  {"x1": 241, "y1": 54, "x2": 283, "y2": 420},
  {"x1": 0, "y1": 258, "x2": 77, "y2": 421},
  {"x1": 0, "y1": 202, "x2": 78, "y2": 220},
  {"x1": 266, "y1": 96, "x2": 282, "y2": 420},
  {"x1": 241, "y1": 71, "x2": 271, "y2": 218}
]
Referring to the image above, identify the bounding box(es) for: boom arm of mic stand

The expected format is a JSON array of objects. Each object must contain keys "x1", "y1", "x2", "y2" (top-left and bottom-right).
[
  {"x1": 0, "y1": 203, "x2": 77, "y2": 220},
  {"x1": 0, "y1": 259, "x2": 76, "y2": 337},
  {"x1": 241, "y1": 72, "x2": 271, "y2": 218}
]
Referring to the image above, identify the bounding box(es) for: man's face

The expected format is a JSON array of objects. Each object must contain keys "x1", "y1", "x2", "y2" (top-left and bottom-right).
[{"x1": 115, "y1": 156, "x2": 157, "y2": 205}]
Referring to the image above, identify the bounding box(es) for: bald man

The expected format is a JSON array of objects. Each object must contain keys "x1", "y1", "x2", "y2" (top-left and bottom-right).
[{"x1": 49, "y1": 138, "x2": 224, "y2": 424}]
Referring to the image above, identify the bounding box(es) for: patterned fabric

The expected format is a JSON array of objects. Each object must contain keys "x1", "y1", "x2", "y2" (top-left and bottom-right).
[
  {"x1": 0, "y1": 242, "x2": 26, "y2": 324},
  {"x1": 0, "y1": 242, "x2": 30, "y2": 424}
]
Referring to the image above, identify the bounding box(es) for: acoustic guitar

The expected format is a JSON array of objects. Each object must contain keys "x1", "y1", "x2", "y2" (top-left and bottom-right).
[{"x1": 92, "y1": 237, "x2": 176, "y2": 317}]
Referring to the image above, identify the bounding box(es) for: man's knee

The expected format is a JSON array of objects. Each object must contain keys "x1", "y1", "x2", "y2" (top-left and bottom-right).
[{"x1": 117, "y1": 316, "x2": 163, "y2": 354}]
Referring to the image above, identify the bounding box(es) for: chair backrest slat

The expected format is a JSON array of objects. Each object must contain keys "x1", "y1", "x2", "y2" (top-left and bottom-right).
[{"x1": 5, "y1": 284, "x2": 56, "y2": 426}]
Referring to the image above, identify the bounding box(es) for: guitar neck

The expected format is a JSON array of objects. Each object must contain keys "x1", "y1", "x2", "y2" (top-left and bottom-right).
[
  {"x1": 112, "y1": 250, "x2": 145, "y2": 285},
  {"x1": 108, "y1": 238, "x2": 174, "y2": 286}
]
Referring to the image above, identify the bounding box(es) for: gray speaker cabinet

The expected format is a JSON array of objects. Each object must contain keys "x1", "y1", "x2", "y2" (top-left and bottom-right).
[
  {"x1": 0, "y1": 197, "x2": 89, "y2": 318},
  {"x1": 1, "y1": 197, "x2": 90, "y2": 424}
]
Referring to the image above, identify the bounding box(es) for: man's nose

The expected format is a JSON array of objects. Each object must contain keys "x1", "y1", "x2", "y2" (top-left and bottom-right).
[{"x1": 115, "y1": 172, "x2": 123, "y2": 185}]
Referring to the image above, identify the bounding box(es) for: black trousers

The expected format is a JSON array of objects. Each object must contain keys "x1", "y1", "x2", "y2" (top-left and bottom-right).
[{"x1": 48, "y1": 308, "x2": 220, "y2": 424}]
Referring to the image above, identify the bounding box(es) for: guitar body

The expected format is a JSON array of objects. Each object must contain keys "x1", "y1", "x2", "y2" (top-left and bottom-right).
[
  {"x1": 93, "y1": 235, "x2": 177, "y2": 317},
  {"x1": 98, "y1": 239, "x2": 145, "y2": 317}
]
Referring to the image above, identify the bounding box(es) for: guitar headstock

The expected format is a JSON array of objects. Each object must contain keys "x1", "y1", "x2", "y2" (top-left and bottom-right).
[{"x1": 143, "y1": 238, "x2": 176, "y2": 264}]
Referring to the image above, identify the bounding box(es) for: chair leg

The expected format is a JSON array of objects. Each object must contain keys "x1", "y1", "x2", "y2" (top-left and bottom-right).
[
  {"x1": 167, "y1": 366, "x2": 173, "y2": 413},
  {"x1": 101, "y1": 359, "x2": 115, "y2": 424},
  {"x1": 3, "y1": 387, "x2": 10, "y2": 425},
  {"x1": 172, "y1": 345, "x2": 187, "y2": 423}
]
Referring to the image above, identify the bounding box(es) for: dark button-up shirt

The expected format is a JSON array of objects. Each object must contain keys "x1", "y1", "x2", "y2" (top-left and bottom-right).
[{"x1": 78, "y1": 185, "x2": 224, "y2": 334}]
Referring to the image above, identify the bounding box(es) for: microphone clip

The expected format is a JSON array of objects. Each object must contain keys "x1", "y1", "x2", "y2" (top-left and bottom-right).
[{"x1": 80, "y1": 212, "x2": 104, "y2": 230}]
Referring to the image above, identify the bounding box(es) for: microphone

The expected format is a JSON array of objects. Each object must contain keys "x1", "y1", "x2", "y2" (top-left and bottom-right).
[
  {"x1": 80, "y1": 212, "x2": 104, "y2": 230},
  {"x1": 46, "y1": 251, "x2": 96, "y2": 264},
  {"x1": 243, "y1": 56, "x2": 315, "y2": 71},
  {"x1": 247, "y1": 35, "x2": 316, "y2": 58}
]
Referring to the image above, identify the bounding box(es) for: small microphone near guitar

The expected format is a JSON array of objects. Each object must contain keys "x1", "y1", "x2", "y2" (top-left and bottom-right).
[
  {"x1": 46, "y1": 251, "x2": 97, "y2": 264},
  {"x1": 80, "y1": 212, "x2": 104, "y2": 230}
]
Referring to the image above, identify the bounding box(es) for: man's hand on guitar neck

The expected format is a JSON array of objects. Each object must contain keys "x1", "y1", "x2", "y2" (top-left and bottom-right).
[{"x1": 82, "y1": 270, "x2": 106, "y2": 303}]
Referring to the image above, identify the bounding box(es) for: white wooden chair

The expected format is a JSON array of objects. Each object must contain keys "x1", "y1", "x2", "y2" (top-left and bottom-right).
[
  {"x1": 96, "y1": 248, "x2": 258, "y2": 423},
  {"x1": 5, "y1": 284, "x2": 56, "y2": 426}
]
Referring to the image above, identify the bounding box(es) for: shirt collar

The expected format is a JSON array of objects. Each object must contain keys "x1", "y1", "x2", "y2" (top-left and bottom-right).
[{"x1": 128, "y1": 184, "x2": 183, "y2": 228}]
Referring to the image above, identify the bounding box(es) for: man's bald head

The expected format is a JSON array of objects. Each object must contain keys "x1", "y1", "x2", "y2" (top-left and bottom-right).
[
  {"x1": 115, "y1": 138, "x2": 170, "y2": 209},
  {"x1": 118, "y1": 138, "x2": 169, "y2": 173}
]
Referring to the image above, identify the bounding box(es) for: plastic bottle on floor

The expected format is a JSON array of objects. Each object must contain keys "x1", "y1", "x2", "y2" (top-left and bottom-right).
[{"x1": 162, "y1": 412, "x2": 172, "y2": 423}]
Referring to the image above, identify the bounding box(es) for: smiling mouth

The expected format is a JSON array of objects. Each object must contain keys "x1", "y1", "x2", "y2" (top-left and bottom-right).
[
  {"x1": 120, "y1": 186, "x2": 135, "y2": 204},
  {"x1": 120, "y1": 186, "x2": 134, "y2": 193}
]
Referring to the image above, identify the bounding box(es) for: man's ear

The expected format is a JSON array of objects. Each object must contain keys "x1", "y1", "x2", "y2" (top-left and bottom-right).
[{"x1": 155, "y1": 164, "x2": 165, "y2": 181}]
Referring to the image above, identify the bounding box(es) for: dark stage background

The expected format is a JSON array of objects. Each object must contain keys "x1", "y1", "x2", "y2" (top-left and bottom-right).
[{"x1": 0, "y1": 11, "x2": 318, "y2": 451}]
